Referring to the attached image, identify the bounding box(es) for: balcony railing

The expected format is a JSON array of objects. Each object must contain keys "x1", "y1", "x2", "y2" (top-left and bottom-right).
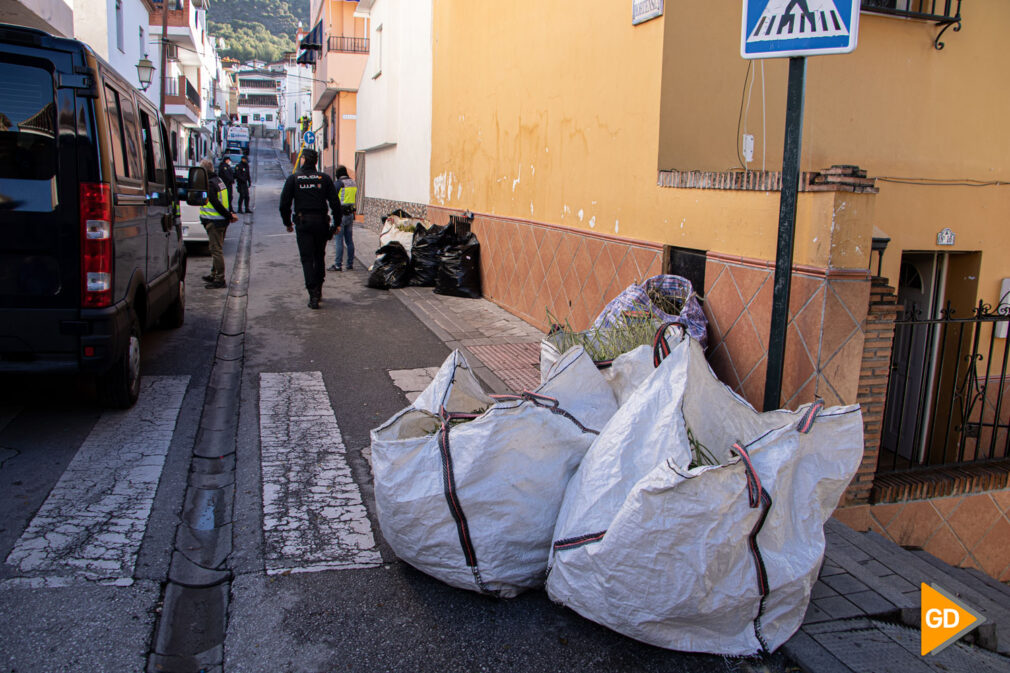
[
  {"x1": 240, "y1": 94, "x2": 279, "y2": 106},
  {"x1": 239, "y1": 79, "x2": 278, "y2": 89},
  {"x1": 185, "y1": 79, "x2": 201, "y2": 108},
  {"x1": 327, "y1": 36, "x2": 369, "y2": 53},
  {"x1": 862, "y1": 0, "x2": 962, "y2": 49}
]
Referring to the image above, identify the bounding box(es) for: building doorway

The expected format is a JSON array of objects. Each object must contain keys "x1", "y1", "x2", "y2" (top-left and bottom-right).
[{"x1": 881, "y1": 251, "x2": 982, "y2": 469}]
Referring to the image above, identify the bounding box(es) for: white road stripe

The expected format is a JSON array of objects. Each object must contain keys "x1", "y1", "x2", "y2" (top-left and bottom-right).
[
  {"x1": 4, "y1": 376, "x2": 189, "y2": 584},
  {"x1": 259, "y1": 372, "x2": 381, "y2": 574}
]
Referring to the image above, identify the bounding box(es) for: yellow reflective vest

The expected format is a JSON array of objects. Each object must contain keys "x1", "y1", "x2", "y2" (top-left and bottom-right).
[
  {"x1": 338, "y1": 177, "x2": 357, "y2": 211},
  {"x1": 199, "y1": 177, "x2": 230, "y2": 220}
]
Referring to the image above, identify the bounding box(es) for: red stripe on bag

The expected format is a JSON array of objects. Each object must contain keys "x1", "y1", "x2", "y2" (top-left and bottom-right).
[{"x1": 731, "y1": 440, "x2": 773, "y2": 652}]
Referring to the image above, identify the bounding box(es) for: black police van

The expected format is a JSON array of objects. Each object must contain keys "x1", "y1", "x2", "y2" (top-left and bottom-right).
[{"x1": 0, "y1": 24, "x2": 201, "y2": 407}]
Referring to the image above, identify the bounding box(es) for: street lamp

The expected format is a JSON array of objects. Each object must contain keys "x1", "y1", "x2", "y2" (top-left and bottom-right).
[{"x1": 136, "y1": 57, "x2": 155, "y2": 91}]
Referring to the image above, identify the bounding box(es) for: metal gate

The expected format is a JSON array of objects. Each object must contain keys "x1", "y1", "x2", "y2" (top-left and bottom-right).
[{"x1": 878, "y1": 299, "x2": 1010, "y2": 474}]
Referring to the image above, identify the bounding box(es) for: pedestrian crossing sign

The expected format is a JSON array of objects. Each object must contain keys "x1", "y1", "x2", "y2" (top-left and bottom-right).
[{"x1": 741, "y1": 0, "x2": 859, "y2": 59}]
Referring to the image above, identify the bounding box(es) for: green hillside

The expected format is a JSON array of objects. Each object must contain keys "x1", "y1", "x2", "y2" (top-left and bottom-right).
[{"x1": 208, "y1": 0, "x2": 310, "y2": 63}]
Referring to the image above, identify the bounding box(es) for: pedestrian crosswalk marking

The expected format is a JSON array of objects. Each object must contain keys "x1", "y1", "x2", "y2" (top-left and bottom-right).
[
  {"x1": 259, "y1": 372, "x2": 382, "y2": 574},
  {"x1": 747, "y1": 0, "x2": 848, "y2": 43},
  {"x1": 4, "y1": 377, "x2": 189, "y2": 585}
]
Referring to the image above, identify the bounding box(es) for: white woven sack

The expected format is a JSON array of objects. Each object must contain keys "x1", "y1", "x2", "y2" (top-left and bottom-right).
[
  {"x1": 379, "y1": 216, "x2": 417, "y2": 258},
  {"x1": 371, "y1": 347, "x2": 618, "y2": 597},
  {"x1": 547, "y1": 335, "x2": 863, "y2": 655}
]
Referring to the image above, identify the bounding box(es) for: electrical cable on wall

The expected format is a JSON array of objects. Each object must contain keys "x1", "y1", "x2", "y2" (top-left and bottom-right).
[
  {"x1": 736, "y1": 61, "x2": 753, "y2": 170},
  {"x1": 877, "y1": 177, "x2": 1009, "y2": 187}
]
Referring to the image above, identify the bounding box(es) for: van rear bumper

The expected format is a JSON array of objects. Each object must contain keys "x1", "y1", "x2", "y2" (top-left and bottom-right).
[{"x1": 0, "y1": 301, "x2": 130, "y2": 375}]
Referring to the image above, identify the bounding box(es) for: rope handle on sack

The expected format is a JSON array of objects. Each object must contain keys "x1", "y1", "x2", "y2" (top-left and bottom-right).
[
  {"x1": 438, "y1": 405, "x2": 484, "y2": 423},
  {"x1": 552, "y1": 530, "x2": 607, "y2": 552},
  {"x1": 731, "y1": 441, "x2": 773, "y2": 653},
  {"x1": 796, "y1": 399, "x2": 824, "y2": 434},
  {"x1": 489, "y1": 392, "x2": 600, "y2": 435}
]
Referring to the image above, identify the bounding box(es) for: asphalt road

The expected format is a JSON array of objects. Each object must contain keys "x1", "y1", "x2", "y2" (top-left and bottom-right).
[{"x1": 0, "y1": 143, "x2": 796, "y2": 673}]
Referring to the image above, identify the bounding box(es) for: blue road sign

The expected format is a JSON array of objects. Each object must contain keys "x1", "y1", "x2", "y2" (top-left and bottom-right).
[
  {"x1": 741, "y1": 0, "x2": 859, "y2": 59},
  {"x1": 303, "y1": 131, "x2": 316, "y2": 147}
]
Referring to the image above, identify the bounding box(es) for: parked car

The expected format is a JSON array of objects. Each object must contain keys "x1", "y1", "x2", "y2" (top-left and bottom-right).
[
  {"x1": 175, "y1": 166, "x2": 208, "y2": 251},
  {"x1": 0, "y1": 23, "x2": 205, "y2": 407}
]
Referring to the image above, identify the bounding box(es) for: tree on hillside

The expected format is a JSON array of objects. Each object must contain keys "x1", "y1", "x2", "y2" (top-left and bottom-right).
[
  {"x1": 210, "y1": 19, "x2": 294, "y2": 62},
  {"x1": 208, "y1": 0, "x2": 310, "y2": 62}
]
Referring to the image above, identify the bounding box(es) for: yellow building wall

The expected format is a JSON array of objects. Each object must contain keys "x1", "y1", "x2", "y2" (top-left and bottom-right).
[
  {"x1": 431, "y1": 0, "x2": 1010, "y2": 302},
  {"x1": 431, "y1": 0, "x2": 859, "y2": 274},
  {"x1": 657, "y1": 0, "x2": 1010, "y2": 300}
]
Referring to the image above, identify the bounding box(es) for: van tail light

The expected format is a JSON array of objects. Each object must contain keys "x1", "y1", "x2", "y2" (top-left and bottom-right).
[{"x1": 80, "y1": 183, "x2": 113, "y2": 308}]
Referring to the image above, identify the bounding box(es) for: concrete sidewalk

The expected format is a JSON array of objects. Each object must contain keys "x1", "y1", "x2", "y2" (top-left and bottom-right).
[{"x1": 351, "y1": 222, "x2": 1010, "y2": 673}]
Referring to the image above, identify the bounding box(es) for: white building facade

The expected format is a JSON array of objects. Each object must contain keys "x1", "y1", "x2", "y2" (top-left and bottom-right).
[
  {"x1": 353, "y1": 0, "x2": 432, "y2": 225},
  {"x1": 0, "y1": 0, "x2": 74, "y2": 37},
  {"x1": 73, "y1": 0, "x2": 154, "y2": 93},
  {"x1": 282, "y1": 55, "x2": 314, "y2": 158},
  {"x1": 235, "y1": 67, "x2": 283, "y2": 138},
  {"x1": 148, "y1": 0, "x2": 225, "y2": 164}
]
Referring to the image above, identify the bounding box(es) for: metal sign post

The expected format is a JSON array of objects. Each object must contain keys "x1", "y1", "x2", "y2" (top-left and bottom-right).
[
  {"x1": 741, "y1": 0, "x2": 859, "y2": 410},
  {"x1": 764, "y1": 56, "x2": 805, "y2": 411}
]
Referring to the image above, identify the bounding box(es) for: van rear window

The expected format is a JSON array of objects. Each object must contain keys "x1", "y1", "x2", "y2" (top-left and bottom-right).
[{"x1": 0, "y1": 62, "x2": 58, "y2": 212}]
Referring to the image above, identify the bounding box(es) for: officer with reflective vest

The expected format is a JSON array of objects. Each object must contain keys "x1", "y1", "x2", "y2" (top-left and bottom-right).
[
  {"x1": 199, "y1": 157, "x2": 237, "y2": 289},
  {"x1": 279, "y1": 149, "x2": 342, "y2": 309},
  {"x1": 329, "y1": 165, "x2": 357, "y2": 272}
]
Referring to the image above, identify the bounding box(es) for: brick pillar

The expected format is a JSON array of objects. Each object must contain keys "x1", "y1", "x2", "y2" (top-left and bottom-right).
[{"x1": 842, "y1": 278, "x2": 902, "y2": 505}]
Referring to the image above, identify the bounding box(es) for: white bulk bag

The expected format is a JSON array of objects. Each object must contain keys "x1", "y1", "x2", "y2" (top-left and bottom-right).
[
  {"x1": 547, "y1": 334, "x2": 863, "y2": 655},
  {"x1": 371, "y1": 347, "x2": 618, "y2": 597}
]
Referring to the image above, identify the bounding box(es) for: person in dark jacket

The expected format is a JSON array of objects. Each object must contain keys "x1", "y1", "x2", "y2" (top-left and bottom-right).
[
  {"x1": 235, "y1": 156, "x2": 252, "y2": 213},
  {"x1": 279, "y1": 149, "x2": 342, "y2": 309},
  {"x1": 200, "y1": 158, "x2": 238, "y2": 288},
  {"x1": 218, "y1": 156, "x2": 235, "y2": 208}
]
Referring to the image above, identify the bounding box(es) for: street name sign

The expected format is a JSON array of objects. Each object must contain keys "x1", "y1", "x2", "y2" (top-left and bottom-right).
[
  {"x1": 741, "y1": 0, "x2": 860, "y2": 59},
  {"x1": 632, "y1": 0, "x2": 664, "y2": 25}
]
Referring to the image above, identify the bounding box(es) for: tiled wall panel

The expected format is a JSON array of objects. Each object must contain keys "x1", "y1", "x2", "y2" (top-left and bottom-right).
[
  {"x1": 834, "y1": 490, "x2": 1010, "y2": 582},
  {"x1": 428, "y1": 207, "x2": 662, "y2": 333}
]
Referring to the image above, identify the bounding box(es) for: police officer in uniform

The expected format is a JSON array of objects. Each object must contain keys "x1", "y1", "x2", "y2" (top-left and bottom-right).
[
  {"x1": 279, "y1": 149, "x2": 342, "y2": 309},
  {"x1": 199, "y1": 157, "x2": 237, "y2": 289}
]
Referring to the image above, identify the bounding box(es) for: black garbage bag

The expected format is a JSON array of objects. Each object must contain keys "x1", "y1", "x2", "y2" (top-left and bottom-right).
[
  {"x1": 367, "y1": 242, "x2": 412, "y2": 290},
  {"x1": 409, "y1": 223, "x2": 454, "y2": 286},
  {"x1": 434, "y1": 233, "x2": 481, "y2": 299}
]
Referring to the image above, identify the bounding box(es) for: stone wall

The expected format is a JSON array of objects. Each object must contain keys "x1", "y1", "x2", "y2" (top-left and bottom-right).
[{"x1": 361, "y1": 197, "x2": 427, "y2": 233}]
